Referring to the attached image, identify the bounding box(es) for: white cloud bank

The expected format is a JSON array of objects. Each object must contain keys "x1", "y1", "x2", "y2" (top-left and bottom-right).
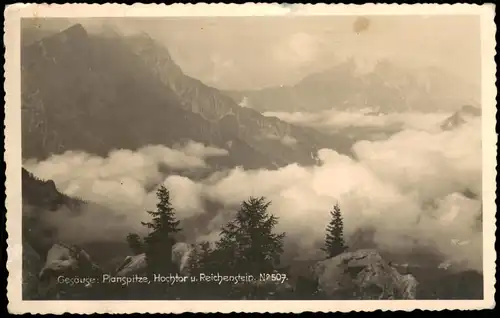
[
  {"x1": 24, "y1": 141, "x2": 228, "y2": 220},
  {"x1": 264, "y1": 109, "x2": 452, "y2": 134},
  {"x1": 25, "y1": 120, "x2": 482, "y2": 271}
]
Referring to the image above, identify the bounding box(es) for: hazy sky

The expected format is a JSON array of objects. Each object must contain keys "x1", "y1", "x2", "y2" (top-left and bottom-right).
[
  {"x1": 122, "y1": 15, "x2": 481, "y2": 90},
  {"x1": 37, "y1": 15, "x2": 481, "y2": 90}
]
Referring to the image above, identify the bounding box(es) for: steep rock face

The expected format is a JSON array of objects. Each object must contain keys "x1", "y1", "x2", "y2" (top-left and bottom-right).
[
  {"x1": 124, "y1": 33, "x2": 353, "y2": 165},
  {"x1": 21, "y1": 24, "x2": 352, "y2": 171},
  {"x1": 22, "y1": 24, "x2": 273, "y2": 170},
  {"x1": 23, "y1": 24, "x2": 211, "y2": 158},
  {"x1": 310, "y1": 249, "x2": 418, "y2": 299},
  {"x1": 125, "y1": 33, "x2": 229, "y2": 122}
]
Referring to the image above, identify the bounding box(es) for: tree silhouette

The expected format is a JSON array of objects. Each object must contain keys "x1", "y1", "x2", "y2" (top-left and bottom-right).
[
  {"x1": 141, "y1": 185, "x2": 181, "y2": 274},
  {"x1": 126, "y1": 233, "x2": 144, "y2": 255},
  {"x1": 215, "y1": 197, "x2": 285, "y2": 276},
  {"x1": 322, "y1": 203, "x2": 348, "y2": 258}
]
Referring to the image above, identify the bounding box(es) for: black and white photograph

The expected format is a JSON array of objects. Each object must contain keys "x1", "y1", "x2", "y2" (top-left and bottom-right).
[{"x1": 5, "y1": 3, "x2": 497, "y2": 313}]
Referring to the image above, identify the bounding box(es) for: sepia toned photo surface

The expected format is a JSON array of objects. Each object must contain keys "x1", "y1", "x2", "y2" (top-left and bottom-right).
[{"x1": 5, "y1": 3, "x2": 496, "y2": 314}]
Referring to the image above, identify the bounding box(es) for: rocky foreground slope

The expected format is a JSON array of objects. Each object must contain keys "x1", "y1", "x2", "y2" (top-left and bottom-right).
[
  {"x1": 21, "y1": 168, "x2": 483, "y2": 300},
  {"x1": 309, "y1": 249, "x2": 418, "y2": 299}
]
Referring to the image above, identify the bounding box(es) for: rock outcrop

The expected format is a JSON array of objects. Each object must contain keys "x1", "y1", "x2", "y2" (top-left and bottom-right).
[
  {"x1": 115, "y1": 242, "x2": 197, "y2": 276},
  {"x1": 37, "y1": 243, "x2": 102, "y2": 299},
  {"x1": 309, "y1": 249, "x2": 418, "y2": 299},
  {"x1": 115, "y1": 253, "x2": 148, "y2": 276}
]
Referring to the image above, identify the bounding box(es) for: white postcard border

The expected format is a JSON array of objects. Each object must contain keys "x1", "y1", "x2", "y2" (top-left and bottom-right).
[{"x1": 4, "y1": 3, "x2": 497, "y2": 314}]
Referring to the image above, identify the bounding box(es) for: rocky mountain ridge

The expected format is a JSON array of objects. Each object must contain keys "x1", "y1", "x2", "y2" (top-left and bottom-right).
[
  {"x1": 24, "y1": 240, "x2": 418, "y2": 300},
  {"x1": 22, "y1": 23, "x2": 352, "y2": 170},
  {"x1": 224, "y1": 58, "x2": 479, "y2": 114}
]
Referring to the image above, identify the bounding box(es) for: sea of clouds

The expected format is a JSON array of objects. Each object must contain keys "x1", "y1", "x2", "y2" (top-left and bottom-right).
[
  {"x1": 24, "y1": 114, "x2": 483, "y2": 272},
  {"x1": 263, "y1": 108, "x2": 452, "y2": 133}
]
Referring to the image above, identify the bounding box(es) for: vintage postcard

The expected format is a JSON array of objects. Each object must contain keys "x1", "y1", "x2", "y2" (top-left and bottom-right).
[{"x1": 4, "y1": 3, "x2": 497, "y2": 314}]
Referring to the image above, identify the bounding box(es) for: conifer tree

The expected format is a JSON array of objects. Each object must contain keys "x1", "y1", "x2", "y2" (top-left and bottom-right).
[
  {"x1": 215, "y1": 197, "x2": 285, "y2": 276},
  {"x1": 141, "y1": 185, "x2": 181, "y2": 274},
  {"x1": 188, "y1": 241, "x2": 214, "y2": 275},
  {"x1": 322, "y1": 203, "x2": 348, "y2": 258},
  {"x1": 126, "y1": 233, "x2": 144, "y2": 255}
]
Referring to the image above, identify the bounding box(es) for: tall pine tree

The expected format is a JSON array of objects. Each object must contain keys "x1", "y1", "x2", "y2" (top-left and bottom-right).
[
  {"x1": 141, "y1": 185, "x2": 181, "y2": 274},
  {"x1": 215, "y1": 197, "x2": 285, "y2": 276},
  {"x1": 322, "y1": 203, "x2": 348, "y2": 258}
]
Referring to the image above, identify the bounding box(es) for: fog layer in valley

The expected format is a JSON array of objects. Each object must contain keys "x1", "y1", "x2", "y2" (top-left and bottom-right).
[
  {"x1": 264, "y1": 109, "x2": 452, "y2": 133},
  {"x1": 24, "y1": 112, "x2": 482, "y2": 272}
]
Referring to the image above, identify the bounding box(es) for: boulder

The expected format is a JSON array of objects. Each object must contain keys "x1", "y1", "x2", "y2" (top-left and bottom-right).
[
  {"x1": 310, "y1": 249, "x2": 418, "y2": 299},
  {"x1": 115, "y1": 253, "x2": 148, "y2": 276},
  {"x1": 115, "y1": 242, "x2": 196, "y2": 277},
  {"x1": 38, "y1": 243, "x2": 102, "y2": 298}
]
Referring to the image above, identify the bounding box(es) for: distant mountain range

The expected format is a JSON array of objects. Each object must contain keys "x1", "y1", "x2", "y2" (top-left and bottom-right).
[
  {"x1": 21, "y1": 23, "x2": 353, "y2": 170},
  {"x1": 224, "y1": 58, "x2": 479, "y2": 114}
]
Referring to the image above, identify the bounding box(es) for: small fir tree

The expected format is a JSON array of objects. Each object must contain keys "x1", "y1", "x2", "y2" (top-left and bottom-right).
[
  {"x1": 141, "y1": 185, "x2": 181, "y2": 274},
  {"x1": 215, "y1": 197, "x2": 285, "y2": 276},
  {"x1": 322, "y1": 203, "x2": 348, "y2": 258}
]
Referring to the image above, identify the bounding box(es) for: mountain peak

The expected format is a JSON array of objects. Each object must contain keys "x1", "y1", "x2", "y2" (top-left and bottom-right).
[
  {"x1": 34, "y1": 23, "x2": 89, "y2": 48},
  {"x1": 125, "y1": 31, "x2": 175, "y2": 65},
  {"x1": 127, "y1": 31, "x2": 157, "y2": 46},
  {"x1": 60, "y1": 23, "x2": 88, "y2": 38}
]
